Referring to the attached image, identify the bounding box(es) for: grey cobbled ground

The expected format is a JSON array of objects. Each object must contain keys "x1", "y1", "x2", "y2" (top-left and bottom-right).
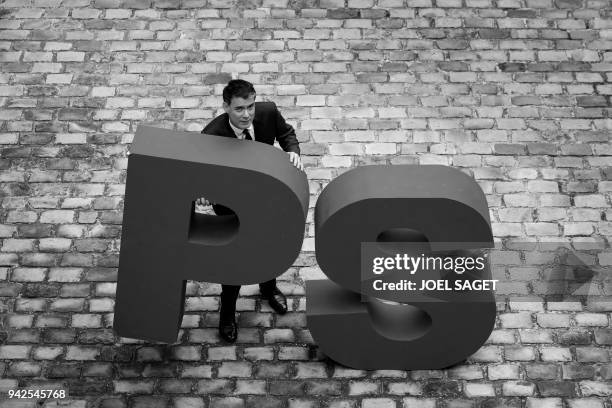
[{"x1": 0, "y1": 0, "x2": 611, "y2": 407}]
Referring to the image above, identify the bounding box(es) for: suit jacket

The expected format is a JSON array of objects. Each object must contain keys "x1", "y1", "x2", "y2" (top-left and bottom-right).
[
  {"x1": 201, "y1": 101, "x2": 300, "y2": 154},
  {"x1": 201, "y1": 101, "x2": 299, "y2": 216}
]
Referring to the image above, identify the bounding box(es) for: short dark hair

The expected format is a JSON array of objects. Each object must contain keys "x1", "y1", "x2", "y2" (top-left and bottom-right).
[{"x1": 222, "y1": 79, "x2": 256, "y2": 105}]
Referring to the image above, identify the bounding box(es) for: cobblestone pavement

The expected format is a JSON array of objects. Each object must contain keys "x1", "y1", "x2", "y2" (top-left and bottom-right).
[{"x1": 1, "y1": 0, "x2": 611, "y2": 407}]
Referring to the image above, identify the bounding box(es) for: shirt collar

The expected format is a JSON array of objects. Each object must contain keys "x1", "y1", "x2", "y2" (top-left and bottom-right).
[{"x1": 228, "y1": 118, "x2": 254, "y2": 139}]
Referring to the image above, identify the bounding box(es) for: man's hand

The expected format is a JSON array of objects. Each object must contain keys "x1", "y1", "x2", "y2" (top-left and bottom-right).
[
  {"x1": 195, "y1": 197, "x2": 214, "y2": 213},
  {"x1": 196, "y1": 197, "x2": 212, "y2": 207},
  {"x1": 288, "y1": 152, "x2": 304, "y2": 171}
]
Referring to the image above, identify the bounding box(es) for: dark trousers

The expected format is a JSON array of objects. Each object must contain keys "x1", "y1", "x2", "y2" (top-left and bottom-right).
[
  {"x1": 214, "y1": 205, "x2": 277, "y2": 317},
  {"x1": 220, "y1": 279, "x2": 276, "y2": 317}
]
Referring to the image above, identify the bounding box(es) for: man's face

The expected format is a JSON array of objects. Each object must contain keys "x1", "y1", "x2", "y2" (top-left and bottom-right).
[{"x1": 223, "y1": 93, "x2": 255, "y2": 130}]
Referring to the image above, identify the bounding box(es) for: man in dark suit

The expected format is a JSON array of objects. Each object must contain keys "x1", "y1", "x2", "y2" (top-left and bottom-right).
[{"x1": 200, "y1": 79, "x2": 303, "y2": 343}]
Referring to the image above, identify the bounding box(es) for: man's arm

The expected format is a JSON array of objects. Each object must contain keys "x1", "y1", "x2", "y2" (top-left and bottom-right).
[{"x1": 273, "y1": 103, "x2": 300, "y2": 155}]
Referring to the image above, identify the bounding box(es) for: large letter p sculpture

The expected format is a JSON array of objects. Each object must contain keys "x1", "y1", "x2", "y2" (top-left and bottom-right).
[{"x1": 114, "y1": 126, "x2": 309, "y2": 343}]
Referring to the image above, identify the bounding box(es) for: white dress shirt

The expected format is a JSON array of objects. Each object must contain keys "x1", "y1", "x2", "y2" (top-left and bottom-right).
[{"x1": 228, "y1": 120, "x2": 255, "y2": 140}]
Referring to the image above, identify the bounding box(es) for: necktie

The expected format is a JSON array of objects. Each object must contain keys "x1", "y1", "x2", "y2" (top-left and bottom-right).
[{"x1": 243, "y1": 129, "x2": 252, "y2": 141}]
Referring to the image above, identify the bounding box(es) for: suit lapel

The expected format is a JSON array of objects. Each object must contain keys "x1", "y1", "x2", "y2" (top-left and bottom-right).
[
  {"x1": 252, "y1": 105, "x2": 264, "y2": 142},
  {"x1": 222, "y1": 114, "x2": 237, "y2": 138},
  {"x1": 252, "y1": 119, "x2": 261, "y2": 142}
]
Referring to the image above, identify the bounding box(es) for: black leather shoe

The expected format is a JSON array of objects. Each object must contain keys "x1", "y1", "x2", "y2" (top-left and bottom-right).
[
  {"x1": 218, "y1": 316, "x2": 237, "y2": 343},
  {"x1": 263, "y1": 287, "x2": 287, "y2": 315}
]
